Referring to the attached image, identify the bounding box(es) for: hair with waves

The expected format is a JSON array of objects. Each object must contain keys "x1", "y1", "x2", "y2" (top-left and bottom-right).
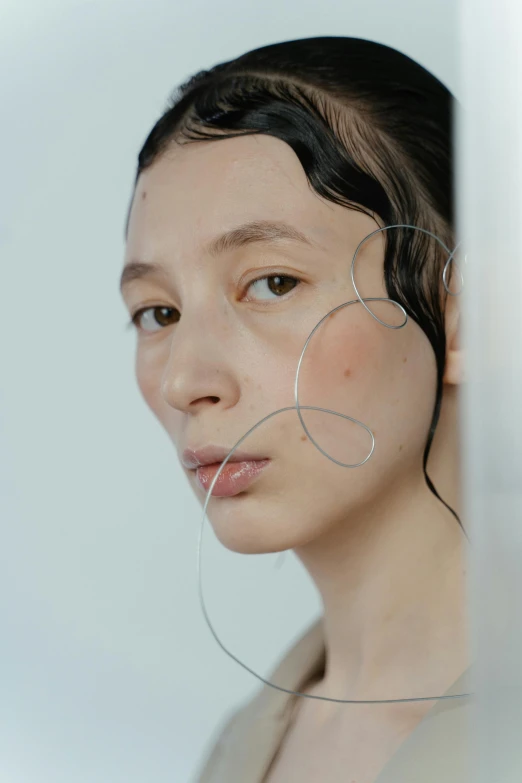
[{"x1": 125, "y1": 36, "x2": 464, "y2": 532}]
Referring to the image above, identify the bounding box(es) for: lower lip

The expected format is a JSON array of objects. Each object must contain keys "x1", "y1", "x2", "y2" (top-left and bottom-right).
[{"x1": 194, "y1": 459, "x2": 271, "y2": 497}]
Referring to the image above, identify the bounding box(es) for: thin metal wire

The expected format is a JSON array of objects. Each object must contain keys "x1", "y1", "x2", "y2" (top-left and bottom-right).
[
  {"x1": 350, "y1": 223, "x2": 464, "y2": 327},
  {"x1": 196, "y1": 224, "x2": 472, "y2": 704}
]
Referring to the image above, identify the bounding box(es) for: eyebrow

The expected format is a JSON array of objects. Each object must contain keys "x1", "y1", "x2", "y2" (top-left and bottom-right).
[{"x1": 119, "y1": 219, "x2": 320, "y2": 295}]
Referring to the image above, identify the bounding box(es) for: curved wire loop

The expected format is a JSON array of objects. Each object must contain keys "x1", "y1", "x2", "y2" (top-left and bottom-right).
[
  {"x1": 350, "y1": 223, "x2": 464, "y2": 328},
  {"x1": 196, "y1": 224, "x2": 472, "y2": 704}
]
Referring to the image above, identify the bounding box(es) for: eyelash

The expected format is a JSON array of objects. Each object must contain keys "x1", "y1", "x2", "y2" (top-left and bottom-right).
[{"x1": 126, "y1": 273, "x2": 302, "y2": 332}]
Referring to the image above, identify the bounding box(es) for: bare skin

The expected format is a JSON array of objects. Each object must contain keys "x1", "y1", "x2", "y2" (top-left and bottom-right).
[
  {"x1": 264, "y1": 390, "x2": 469, "y2": 782},
  {"x1": 263, "y1": 688, "x2": 440, "y2": 783},
  {"x1": 121, "y1": 133, "x2": 470, "y2": 782}
]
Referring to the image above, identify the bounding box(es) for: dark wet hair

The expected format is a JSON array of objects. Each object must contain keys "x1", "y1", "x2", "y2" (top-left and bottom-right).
[{"x1": 125, "y1": 36, "x2": 465, "y2": 535}]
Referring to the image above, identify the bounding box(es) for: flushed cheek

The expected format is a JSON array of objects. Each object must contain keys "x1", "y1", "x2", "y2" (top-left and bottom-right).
[
  {"x1": 243, "y1": 339, "x2": 308, "y2": 411},
  {"x1": 299, "y1": 321, "x2": 379, "y2": 406},
  {"x1": 288, "y1": 326, "x2": 386, "y2": 466}
]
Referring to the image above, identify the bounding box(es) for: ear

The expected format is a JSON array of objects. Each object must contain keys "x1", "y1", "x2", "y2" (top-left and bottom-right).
[{"x1": 443, "y1": 296, "x2": 464, "y2": 385}]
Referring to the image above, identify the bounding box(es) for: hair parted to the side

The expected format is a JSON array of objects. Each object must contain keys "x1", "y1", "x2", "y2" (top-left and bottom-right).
[{"x1": 125, "y1": 36, "x2": 465, "y2": 534}]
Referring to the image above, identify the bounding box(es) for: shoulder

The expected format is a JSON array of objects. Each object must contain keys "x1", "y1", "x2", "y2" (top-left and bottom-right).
[
  {"x1": 192, "y1": 683, "x2": 279, "y2": 783},
  {"x1": 193, "y1": 618, "x2": 325, "y2": 782},
  {"x1": 192, "y1": 705, "x2": 244, "y2": 783}
]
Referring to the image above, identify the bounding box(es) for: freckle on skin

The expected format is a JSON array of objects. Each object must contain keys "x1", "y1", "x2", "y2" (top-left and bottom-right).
[
  {"x1": 403, "y1": 356, "x2": 407, "y2": 363},
  {"x1": 300, "y1": 434, "x2": 307, "y2": 442},
  {"x1": 142, "y1": 191, "x2": 147, "y2": 199},
  {"x1": 343, "y1": 368, "x2": 351, "y2": 378},
  {"x1": 399, "y1": 444, "x2": 403, "y2": 451}
]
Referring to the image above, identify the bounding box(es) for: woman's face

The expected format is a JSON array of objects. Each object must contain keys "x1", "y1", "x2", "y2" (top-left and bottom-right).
[{"x1": 122, "y1": 134, "x2": 437, "y2": 553}]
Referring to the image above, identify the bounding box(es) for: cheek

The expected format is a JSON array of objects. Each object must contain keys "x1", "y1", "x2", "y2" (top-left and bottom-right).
[
  {"x1": 297, "y1": 315, "x2": 377, "y2": 405},
  {"x1": 289, "y1": 320, "x2": 382, "y2": 465},
  {"x1": 136, "y1": 350, "x2": 158, "y2": 410},
  {"x1": 294, "y1": 314, "x2": 436, "y2": 460},
  {"x1": 135, "y1": 349, "x2": 183, "y2": 437}
]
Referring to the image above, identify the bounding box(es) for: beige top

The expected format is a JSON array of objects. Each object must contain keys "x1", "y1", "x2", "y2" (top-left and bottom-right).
[{"x1": 194, "y1": 619, "x2": 473, "y2": 783}]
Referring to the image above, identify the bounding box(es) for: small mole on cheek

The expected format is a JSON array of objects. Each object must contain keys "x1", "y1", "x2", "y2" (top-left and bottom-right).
[
  {"x1": 399, "y1": 444, "x2": 403, "y2": 451},
  {"x1": 141, "y1": 190, "x2": 147, "y2": 200},
  {"x1": 403, "y1": 356, "x2": 407, "y2": 363},
  {"x1": 300, "y1": 434, "x2": 307, "y2": 442},
  {"x1": 343, "y1": 368, "x2": 352, "y2": 378}
]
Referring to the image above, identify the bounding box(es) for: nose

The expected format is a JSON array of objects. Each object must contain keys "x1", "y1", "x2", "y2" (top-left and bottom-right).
[{"x1": 160, "y1": 309, "x2": 240, "y2": 415}]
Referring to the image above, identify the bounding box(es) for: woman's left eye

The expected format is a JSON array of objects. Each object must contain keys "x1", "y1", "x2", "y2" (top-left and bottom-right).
[{"x1": 245, "y1": 274, "x2": 300, "y2": 301}]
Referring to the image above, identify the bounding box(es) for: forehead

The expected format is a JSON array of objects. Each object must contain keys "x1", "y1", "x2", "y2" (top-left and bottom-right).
[{"x1": 125, "y1": 134, "x2": 340, "y2": 257}]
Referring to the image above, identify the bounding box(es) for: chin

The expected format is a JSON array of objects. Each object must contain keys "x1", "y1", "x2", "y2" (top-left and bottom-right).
[
  {"x1": 205, "y1": 498, "x2": 302, "y2": 555},
  {"x1": 211, "y1": 522, "x2": 291, "y2": 555}
]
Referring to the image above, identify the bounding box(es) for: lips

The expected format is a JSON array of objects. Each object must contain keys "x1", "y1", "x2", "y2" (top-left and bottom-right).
[
  {"x1": 194, "y1": 459, "x2": 271, "y2": 497},
  {"x1": 181, "y1": 445, "x2": 271, "y2": 497},
  {"x1": 181, "y1": 445, "x2": 268, "y2": 470}
]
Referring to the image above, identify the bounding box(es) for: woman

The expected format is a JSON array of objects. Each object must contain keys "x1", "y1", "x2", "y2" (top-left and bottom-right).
[{"x1": 120, "y1": 37, "x2": 471, "y2": 783}]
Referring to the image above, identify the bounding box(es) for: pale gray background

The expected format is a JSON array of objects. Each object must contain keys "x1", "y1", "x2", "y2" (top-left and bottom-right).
[{"x1": 1, "y1": 1, "x2": 460, "y2": 781}]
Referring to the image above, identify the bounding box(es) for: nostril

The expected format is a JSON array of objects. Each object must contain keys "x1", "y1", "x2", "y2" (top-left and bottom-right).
[{"x1": 190, "y1": 395, "x2": 220, "y2": 407}]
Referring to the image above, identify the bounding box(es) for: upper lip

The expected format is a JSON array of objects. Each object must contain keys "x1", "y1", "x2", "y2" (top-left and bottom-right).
[{"x1": 181, "y1": 445, "x2": 269, "y2": 470}]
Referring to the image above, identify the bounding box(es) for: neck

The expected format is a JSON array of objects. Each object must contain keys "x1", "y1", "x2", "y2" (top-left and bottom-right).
[{"x1": 293, "y1": 385, "x2": 470, "y2": 706}]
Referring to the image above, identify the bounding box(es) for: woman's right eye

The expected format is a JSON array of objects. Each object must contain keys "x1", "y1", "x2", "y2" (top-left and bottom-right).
[{"x1": 128, "y1": 306, "x2": 180, "y2": 333}]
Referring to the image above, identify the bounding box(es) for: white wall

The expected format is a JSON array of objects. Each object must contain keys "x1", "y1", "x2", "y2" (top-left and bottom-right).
[
  {"x1": 458, "y1": 1, "x2": 522, "y2": 780},
  {"x1": 0, "y1": 2, "x2": 459, "y2": 781}
]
